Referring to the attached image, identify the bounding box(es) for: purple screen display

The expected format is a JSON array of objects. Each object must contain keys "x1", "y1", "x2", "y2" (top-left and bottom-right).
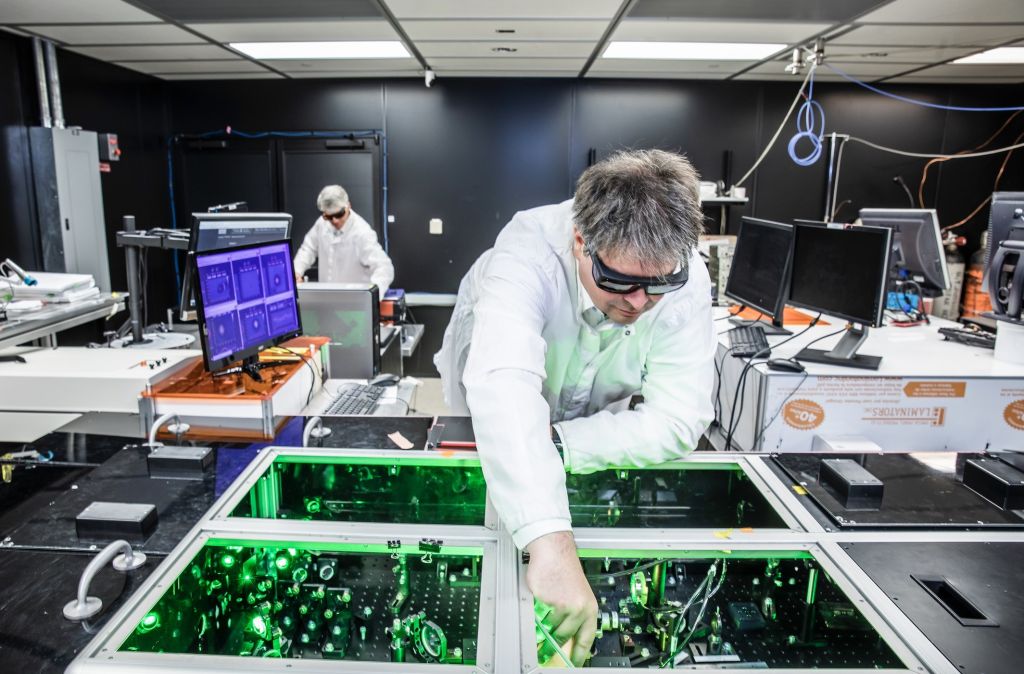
[{"x1": 195, "y1": 241, "x2": 298, "y2": 363}]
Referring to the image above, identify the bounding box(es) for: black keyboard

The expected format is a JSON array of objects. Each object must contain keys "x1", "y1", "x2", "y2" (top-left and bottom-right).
[
  {"x1": 728, "y1": 325, "x2": 771, "y2": 358},
  {"x1": 938, "y1": 326, "x2": 995, "y2": 350},
  {"x1": 323, "y1": 383, "x2": 385, "y2": 415}
]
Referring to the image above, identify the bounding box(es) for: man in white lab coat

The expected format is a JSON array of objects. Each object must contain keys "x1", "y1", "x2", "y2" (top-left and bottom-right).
[
  {"x1": 435, "y1": 150, "x2": 715, "y2": 666},
  {"x1": 292, "y1": 184, "x2": 394, "y2": 295}
]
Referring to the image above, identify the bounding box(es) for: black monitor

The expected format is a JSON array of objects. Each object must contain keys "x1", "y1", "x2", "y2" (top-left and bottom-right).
[
  {"x1": 858, "y1": 208, "x2": 950, "y2": 297},
  {"x1": 789, "y1": 223, "x2": 892, "y2": 370},
  {"x1": 193, "y1": 239, "x2": 302, "y2": 380},
  {"x1": 985, "y1": 192, "x2": 1024, "y2": 320},
  {"x1": 724, "y1": 217, "x2": 794, "y2": 335},
  {"x1": 179, "y1": 212, "x2": 292, "y2": 321}
]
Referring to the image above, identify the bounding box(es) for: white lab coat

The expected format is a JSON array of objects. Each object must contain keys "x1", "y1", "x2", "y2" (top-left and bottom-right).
[
  {"x1": 292, "y1": 211, "x2": 394, "y2": 295},
  {"x1": 435, "y1": 199, "x2": 716, "y2": 549}
]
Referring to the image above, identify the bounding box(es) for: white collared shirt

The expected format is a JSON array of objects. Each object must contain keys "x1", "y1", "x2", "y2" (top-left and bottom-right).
[
  {"x1": 434, "y1": 199, "x2": 716, "y2": 549},
  {"x1": 292, "y1": 210, "x2": 394, "y2": 295}
]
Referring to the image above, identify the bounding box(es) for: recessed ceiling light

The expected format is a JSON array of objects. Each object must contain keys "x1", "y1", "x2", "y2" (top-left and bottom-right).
[
  {"x1": 230, "y1": 41, "x2": 410, "y2": 60},
  {"x1": 952, "y1": 47, "x2": 1024, "y2": 64},
  {"x1": 603, "y1": 41, "x2": 786, "y2": 61}
]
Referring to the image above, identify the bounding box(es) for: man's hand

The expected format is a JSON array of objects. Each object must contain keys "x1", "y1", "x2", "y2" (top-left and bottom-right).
[
  {"x1": 527, "y1": 531, "x2": 597, "y2": 666},
  {"x1": 294, "y1": 273, "x2": 304, "y2": 285}
]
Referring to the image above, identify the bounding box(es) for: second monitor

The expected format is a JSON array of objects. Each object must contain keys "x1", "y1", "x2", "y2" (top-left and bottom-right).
[
  {"x1": 724, "y1": 216, "x2": 795, "y2": 335},
  {"x1": 789, "y1": 222, "x2": 892, "y2": 370}
]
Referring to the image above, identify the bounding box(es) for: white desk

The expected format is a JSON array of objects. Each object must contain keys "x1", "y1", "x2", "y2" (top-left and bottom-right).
[{"x1": 712, "y1": 309, "x2": 1024, "y2": 452}]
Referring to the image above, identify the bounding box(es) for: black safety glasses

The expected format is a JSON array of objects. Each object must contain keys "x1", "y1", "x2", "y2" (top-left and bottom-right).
[{"x1": 586, "y1": 245, "x2": 688, "y2": 295}]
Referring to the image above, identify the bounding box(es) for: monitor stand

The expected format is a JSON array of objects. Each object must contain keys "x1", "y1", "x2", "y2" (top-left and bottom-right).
[
  {"x1": 728, "y1": 316, "x2": 792, "y2": 336},
  {"x1": 795, "y1": 324, "x2": 882, "y2": 370},
  {"x1": 213, "y1": 357, "x2": 295, "y2": 383}
]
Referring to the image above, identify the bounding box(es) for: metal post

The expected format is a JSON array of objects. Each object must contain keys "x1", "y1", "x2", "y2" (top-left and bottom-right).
[
  {"x1": 43, "y1": 41, "x2": 65, "y2": 129},
  {"x1": 32, "y1": 38, "x2": 51, "y2": 128},
  {"x1": 122, "y1": 215, "x2": 145, "y2": 344}
]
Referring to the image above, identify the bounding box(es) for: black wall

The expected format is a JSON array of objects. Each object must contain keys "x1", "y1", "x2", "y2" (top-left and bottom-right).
[
  {"x1": 168, "y1": 76, "x2": 1024, "y2": 297},
  {"x1": 2, "y1": 29, "x2": 1023, "y2": 333}
]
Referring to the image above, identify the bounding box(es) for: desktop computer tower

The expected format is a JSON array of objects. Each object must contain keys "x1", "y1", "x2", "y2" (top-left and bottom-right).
[{"x1": 298, "y1": 283, "x2": 380, "y2": 379}]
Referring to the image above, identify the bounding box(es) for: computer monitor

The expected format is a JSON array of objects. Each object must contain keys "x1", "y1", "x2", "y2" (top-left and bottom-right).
[
  {"x1": 724, "y1": 217, "x2": 794, "y2": 335},
  {"x1": 180, "y1": 212, "x2": 292, "y2": 321},
  {"x1": 298, "y1": 283, "x2": 381, "y2": 379},
  {"x1": 984, "y1": 192, "x2": 1024, "y2": 319},
  {"x1": 789, "y1": 223, "x2": 893, "y2": 370},
  {"x1": 193, "y1": 239, "x2": 302, "y2": 379},
  {"x1": 858, "y1": 208, "x2": 950, "y2": 297}
]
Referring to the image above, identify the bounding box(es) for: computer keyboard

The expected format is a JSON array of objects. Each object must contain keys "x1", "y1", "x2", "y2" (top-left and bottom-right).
[
  {"x1": 323, "y1": 383, "x2": 386, "y2": 415},
  {"x1": 938, "y1": 326, "x2": 995, "y2": 350},
  {"x1": 727, "y1": 325, "x2": 771, "y2": 358}
]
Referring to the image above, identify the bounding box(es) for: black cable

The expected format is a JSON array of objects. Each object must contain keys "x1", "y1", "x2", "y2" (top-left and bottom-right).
[
  {"x1": 713, "y1": 344, "x2": 739, "y2": 422},
  {"x1": 299, "y1": 354, "x2": 318, "y2": 406},
  {"x1": 752, "y1": 370, "x2": 810, "y2": 449},
  {"x1": 798, "y1": 325, "x2": 849, "y2": 353},
  {"x1": 722, "y1": 315, "x2": 822, "y2": 451},
  {"x1": 903, "y1": 280, "x2": 930, "y2": 324}
]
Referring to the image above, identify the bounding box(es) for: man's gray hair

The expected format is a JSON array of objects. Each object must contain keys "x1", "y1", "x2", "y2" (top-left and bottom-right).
[
  {"x1": 573, "y1": 149, "x2": 703, "y2": 271},
  {"x1": 316, "y1": 184, "x2": 350, "y2": 214}
]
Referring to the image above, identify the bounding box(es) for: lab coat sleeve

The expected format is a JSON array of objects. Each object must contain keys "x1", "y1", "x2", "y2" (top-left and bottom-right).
[
  {"x1": 292, "y1": 223, "x2": 319, "y2": 277},
  {"x1": 461, "y1": 248, "x2": 570, "y2": 550},
  {"x1": 557, "y1": 291, "x2": 716, "y2": 474},
  {"x1": 356, "y1": 227, "x2": 395, "y2": 296}
]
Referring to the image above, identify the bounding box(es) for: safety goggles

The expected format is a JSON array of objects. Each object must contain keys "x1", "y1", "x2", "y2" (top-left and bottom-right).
[
  {"x1": 322, "y1": 207, "x2": 348, "y2": 222},
  {"x1": 586, "y1": 244, "x2": 688, "y2": 295}
]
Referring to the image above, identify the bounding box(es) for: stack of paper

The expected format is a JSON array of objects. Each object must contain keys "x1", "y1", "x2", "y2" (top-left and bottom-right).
[{"x1": 8, "y1": 272, "x2": 99, "y2": 303}]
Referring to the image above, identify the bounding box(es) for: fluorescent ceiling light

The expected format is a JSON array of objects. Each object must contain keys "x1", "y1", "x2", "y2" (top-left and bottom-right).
[
  {"x1": 604, "y1": 41, "x2": 785, "y2": 60},
  {"x1": 230, "y1": 41, "x2": 409, "y2": 59},
  {"x1": 952, "y1": 47, "x2": 1024, "y2": 64}
]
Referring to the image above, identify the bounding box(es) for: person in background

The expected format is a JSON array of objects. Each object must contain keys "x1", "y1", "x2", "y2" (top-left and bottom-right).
[
  {"x1": 293, "y1": 184, "x2": 394, "y2": 295},
  {"x1": 435, "y1": 149, "x2": 714, "y2": 666}
]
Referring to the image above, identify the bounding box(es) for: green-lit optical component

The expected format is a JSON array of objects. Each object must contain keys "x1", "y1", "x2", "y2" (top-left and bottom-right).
[
  {"x1": 220, "y1": 554, "x2": 236, "y2": 568},
  {"x1": 275, "y1": 555, "x2": 291, "y2": 570},
  {"x1": 251, "y1": 615, "x2": 267, "y2": 637},
  {"x1": 137, "y1": 611, "x2": 161, "y2": 634}
]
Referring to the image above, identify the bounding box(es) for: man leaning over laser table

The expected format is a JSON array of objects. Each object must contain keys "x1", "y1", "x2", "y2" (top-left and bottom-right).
[{"x1": 435, "y1": 149, "x2": 715, "y2": 666}]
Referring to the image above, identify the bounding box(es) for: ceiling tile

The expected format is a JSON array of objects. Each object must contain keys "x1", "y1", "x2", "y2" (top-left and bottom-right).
[
  {"x1": 908, "y1": 62, "x2": 1024, "y2": 77},
  {"x1": 400, "y1": 19, "x2": 609, "y2": 41},
  {"x1": 589, "y1": 59, "x2": 752, "y2": 75},
  {"x1": 418, "y1": 41, "x2": 594, "y2": 58},
  {"x1": 68, "y1": 44, "x2": 235, "y2": 61},
  {"x1": 384, "y1": 0, "x2": 622, "y2": 19},
  {"x1": 427, "y1": 57, "x2": 586, "y2": 71},
  {"x1": 129, "y1": 0, "x2": 380, "y2": 22},
  {"x1": 612, "y1": 19, "x2": 832, "y2": 44},
  {"x1": 0, "y1": 0, "x2": 156, "y2": 23},
  {"x1": 187, "y1": 20, "x2": 399, "y2": 42},
  {"x1": 285, "y1": 70, "x2": 420, "y2": 78},
  {"x1": 267, "y1": 58, "x2": 418, "y2": 72},
  {"x1": 820, "y1": 44, "x2": 982, "y2": 63},
  {"x1": 628, "y1": 0, "x2": 884, "y2": 23},
  {"x1": 160, "y1": 72, "x2": 286, "y2": 80},
  {"x1": 435, "y1": 70, "x2": 580, "y2": 78},
  {"x1": 888, "y1": 75, "x2": 1024, "y2": 84},
  {"x1": 21, "y1": 23, "x2": 204, "y2": 45},
  {"x1": 587, "y1": 71, "x2": 728, "y2": 80},
  {"x1": 832, "y1": 24, "x2": 1024, "y2": 47},
  {"x1": 859, "y1": 0, "x2": 1024, "y2": 24},
  {"x1": 116, "y1": 59, "x2": 268, "y2": 74}
]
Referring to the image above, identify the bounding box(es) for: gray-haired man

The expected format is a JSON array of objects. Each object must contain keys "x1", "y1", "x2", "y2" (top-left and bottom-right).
[
  {"x1": 293, "y1": 184, "x2": 394, "y2": 294},
  {"x1": 435, "y1": 150, "x2": 716, "y2": 665}
]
